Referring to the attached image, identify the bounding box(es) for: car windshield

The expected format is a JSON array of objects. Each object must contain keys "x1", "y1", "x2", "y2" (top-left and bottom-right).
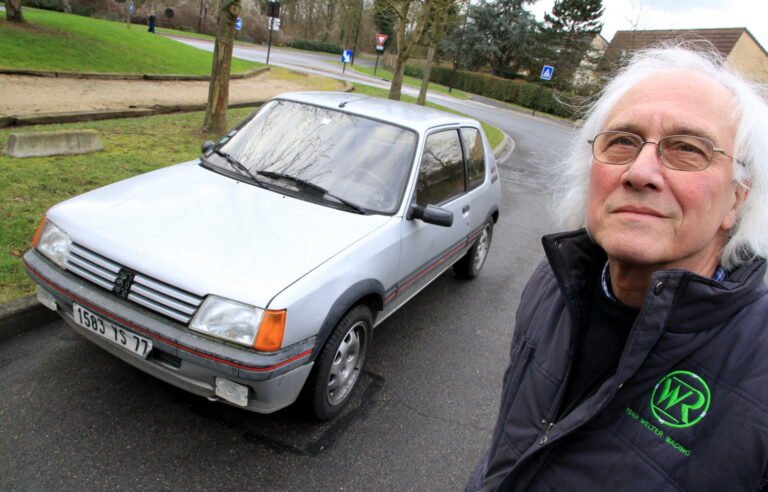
[{"x1": 210, "y1": 99, "x2": 418, "y2": 214}]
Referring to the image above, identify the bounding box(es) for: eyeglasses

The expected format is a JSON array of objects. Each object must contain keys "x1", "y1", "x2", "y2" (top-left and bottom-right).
[{"x1": 588, "y1": 131, "x2": 737, "y2": 172}]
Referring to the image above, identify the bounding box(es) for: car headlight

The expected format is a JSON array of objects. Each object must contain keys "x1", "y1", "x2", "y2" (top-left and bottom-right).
[
  {"x1": 189, "y1": 296, "x2": 287, "y2": 351},
  {"x1": 33, "y1": 217, "x2": 71, "y2": 269}
]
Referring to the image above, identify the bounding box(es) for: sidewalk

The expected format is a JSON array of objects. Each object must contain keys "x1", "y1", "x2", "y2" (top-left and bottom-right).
[{"x1": 0, "y1": 70, "x2": 346, "y2": 119}]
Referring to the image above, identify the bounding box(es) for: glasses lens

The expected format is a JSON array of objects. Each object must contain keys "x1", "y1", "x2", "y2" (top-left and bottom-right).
[
  {"x1": 593, "y1": 132, "x2": 642, "y2": 165},
  {"x1": 659, "y1": 135, "x2": 714, "y2": 171}
]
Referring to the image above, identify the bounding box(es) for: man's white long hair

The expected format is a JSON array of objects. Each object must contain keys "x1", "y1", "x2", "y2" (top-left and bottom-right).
[{"x1": 553, "y1": 43, "x2": 768, "y2": 269}]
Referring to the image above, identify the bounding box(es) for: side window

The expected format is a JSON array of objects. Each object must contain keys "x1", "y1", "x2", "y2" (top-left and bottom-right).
[
  {"x1": 461, "y1": 128, "x2": 486, "y2": 190},
  {"x1": 417, "y1": 130, "x2": 465, "y2": 206}
]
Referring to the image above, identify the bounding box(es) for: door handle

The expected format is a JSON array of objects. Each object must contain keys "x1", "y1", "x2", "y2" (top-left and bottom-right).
[{"x1": 462, "y1": 205, "x2": 470, "y2": 214}]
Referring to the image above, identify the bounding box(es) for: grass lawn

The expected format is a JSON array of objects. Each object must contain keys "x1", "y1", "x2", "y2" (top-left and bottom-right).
[
  {"x1": 351, "y1": 84, "x2": 503, "y2": 149},
  {"x1": 351, "y1": 64, "x2": 470, "y2": 100},
  {"x1": 0, "y1": 8, "x2": 260, "y2": 74}
]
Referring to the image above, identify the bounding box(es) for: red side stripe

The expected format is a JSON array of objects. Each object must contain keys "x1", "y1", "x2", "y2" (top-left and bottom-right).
[{"x1": 397, "y1": 240, "x2": 467, "y2": 294}]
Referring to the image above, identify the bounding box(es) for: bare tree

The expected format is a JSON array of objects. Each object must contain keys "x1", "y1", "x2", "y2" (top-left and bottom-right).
[
  {"x1": 203, "y1": 0, "x2": 242, "y2": 134},
  {"x1": 381, "y1": 0, "x2": 430, "y2": 100},
  {"x1": 417, "y1": 0, "x2": 456, "y2": 105},
  {"x1": 6, "y1": 0, "x2": 24, "y2": 22}
]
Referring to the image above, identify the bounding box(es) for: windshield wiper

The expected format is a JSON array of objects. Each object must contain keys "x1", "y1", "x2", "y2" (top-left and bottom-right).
[
  {"x1": 256, "y1": 170, "x2": 368, "y2": 214},
  {"x1": 212, "y1": 149, "x2": 266, "y2": 188}
]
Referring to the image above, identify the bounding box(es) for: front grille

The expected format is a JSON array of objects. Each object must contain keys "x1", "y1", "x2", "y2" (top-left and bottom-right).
[{"x1": 66, "y1": 243, "x2": 204, "y2": 324}]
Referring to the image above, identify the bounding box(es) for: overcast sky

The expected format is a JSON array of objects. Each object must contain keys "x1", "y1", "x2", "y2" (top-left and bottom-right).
[{"x1": 529, "y1": 0, "x2": 768, "y2": 50}]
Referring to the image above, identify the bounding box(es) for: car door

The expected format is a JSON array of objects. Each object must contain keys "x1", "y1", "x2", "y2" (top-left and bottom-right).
[
  {"x1": 460, "y1": 126, "x2": 496, "y2": 238},
  {"x1": 390, "y1": 128, "x2": 472, "y2": 309}
]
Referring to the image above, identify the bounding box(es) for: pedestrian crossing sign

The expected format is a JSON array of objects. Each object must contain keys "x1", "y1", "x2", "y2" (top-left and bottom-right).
[{"x1": 540, "y1": 65, "x2": 554, "y2": 81}]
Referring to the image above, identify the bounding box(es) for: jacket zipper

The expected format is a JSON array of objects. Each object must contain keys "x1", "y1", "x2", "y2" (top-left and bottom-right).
[{"x1": 539, "y1": 421, "x2": 554, "y2": 445}]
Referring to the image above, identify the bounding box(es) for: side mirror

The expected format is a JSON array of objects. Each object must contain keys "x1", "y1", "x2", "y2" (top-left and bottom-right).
[
  {"x1": 408, "y1": 204, "x2": 453, "y2": 227},
  {"x1": 201, "y1": 140, "x2": 215, "y2": 154}
]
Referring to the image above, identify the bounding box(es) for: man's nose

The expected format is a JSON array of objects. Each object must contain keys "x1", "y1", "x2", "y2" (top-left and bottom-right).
[{"x1": 621, "y1": 142, "x2": 665, "y2": 190}]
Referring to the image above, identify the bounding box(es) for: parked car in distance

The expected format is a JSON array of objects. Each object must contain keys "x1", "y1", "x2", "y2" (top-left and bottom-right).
[{"x1": 24, "y1": 92, "x2": 502, "y2": 420}]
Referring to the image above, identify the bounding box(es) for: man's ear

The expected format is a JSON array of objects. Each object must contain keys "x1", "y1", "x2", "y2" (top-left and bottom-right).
[{"x1": 722, "y1": 182, "x2": 749, "y2": 231}]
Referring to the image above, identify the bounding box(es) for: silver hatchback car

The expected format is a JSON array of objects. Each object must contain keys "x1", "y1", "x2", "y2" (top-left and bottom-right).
[{"x1": 24, "y1": 92, "x2": 501, "y2": 420}]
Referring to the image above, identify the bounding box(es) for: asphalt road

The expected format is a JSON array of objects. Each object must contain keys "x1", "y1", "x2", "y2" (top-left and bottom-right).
[{"x1": 0, "y1": 45, "x2": 576, "y2": 490}]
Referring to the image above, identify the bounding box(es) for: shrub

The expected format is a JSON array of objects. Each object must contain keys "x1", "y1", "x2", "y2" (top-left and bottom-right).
[
  {"x1": 286, "y1": 39, "x2": 343, "y2": 55},
  {"x1": 404, "y1": 64, "x2": 423, "y2": 78},
  {"x1": 23, "y1": 0, "x2": 65, "y2": 11},
  {"x1": 429, "y1": 66, "x2": 574, "y2": 117}
]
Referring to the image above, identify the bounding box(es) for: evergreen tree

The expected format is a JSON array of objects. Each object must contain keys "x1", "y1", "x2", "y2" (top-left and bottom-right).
[
  {"x1": 465, "y1": 0, "x2": 540, "y2": 78},
  {"x1": 540, "y1": 0, "x2": 604, "y2": 89},
  {"x1": 373, "y1": 0, "x2": 397, "y2": 51}
]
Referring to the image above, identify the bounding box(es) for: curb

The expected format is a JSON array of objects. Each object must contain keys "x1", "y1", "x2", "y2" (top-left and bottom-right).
[
  {"x1": 0, "y1": 66, "x2": 270, "y2": 82},
  {"x1": 493, "y1": 132, "x2": 515, "y2": 162},
  {"x1": 0, "y1": 295, "x2": 58, "y2": 340}
]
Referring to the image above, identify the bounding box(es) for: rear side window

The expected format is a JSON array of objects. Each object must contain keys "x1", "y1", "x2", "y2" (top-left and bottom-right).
[
  {"x1": 417, "y1": 130, "x2": 465, "y2": 206},
  {"x1": 461, "y1": 128, "x2": 486, "y2": 190}
]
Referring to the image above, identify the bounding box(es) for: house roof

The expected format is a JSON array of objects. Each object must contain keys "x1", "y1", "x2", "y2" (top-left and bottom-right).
[{"x1": 605, "y1": 27, "x2": 767, "y2": 60}]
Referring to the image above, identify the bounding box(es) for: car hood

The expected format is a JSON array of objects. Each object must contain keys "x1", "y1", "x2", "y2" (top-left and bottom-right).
[{"x1": 48, "y1": 161, "x2": 393, "y2": 308}]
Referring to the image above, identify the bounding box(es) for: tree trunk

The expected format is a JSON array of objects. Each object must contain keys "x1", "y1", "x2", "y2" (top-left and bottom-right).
[
  {"x1": 388, "y1": 58, "x2": 407, "y2": 100},
  {"x1": 417, "y1": 43, "x2": 436, "y2": 106},
  {"x1": 6, "y1": 0, "x2": 24, "y2": 22},
  {"x1": 202, "y1": 0, "x2": 241, "y2": 134},
  {"x1": 387, "y1": 2, "x2": 411, "y2": 101}
]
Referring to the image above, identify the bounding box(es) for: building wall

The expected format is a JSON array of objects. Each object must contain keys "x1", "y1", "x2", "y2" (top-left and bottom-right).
[
  {"x1": 726, "y1": 33, "x2": 768, "y2": 84},
  {"x1": 572, "y1": 35, "x2": 609, "y2": 87}
]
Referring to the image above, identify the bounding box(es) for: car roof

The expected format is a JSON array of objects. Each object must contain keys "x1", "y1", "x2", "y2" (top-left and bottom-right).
[{"x1": 275, "y1": 91, "x2": 479, "y2": 133}]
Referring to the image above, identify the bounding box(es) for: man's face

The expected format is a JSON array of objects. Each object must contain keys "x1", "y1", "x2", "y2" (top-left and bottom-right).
[{"x1": 586, "y1": 71, "x2": 746, "y2": 274}]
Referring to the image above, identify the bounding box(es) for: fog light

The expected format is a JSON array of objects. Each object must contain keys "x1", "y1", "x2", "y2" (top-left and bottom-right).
[
  {"x1": 36, "y1": 286, "x2": 58, "y2": 311},
  {"x1": 215, "y1": 377, "x2": 249, "y2": 407}
]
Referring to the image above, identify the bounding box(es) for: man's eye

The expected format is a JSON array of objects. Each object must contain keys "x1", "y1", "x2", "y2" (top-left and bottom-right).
[
  {"x1": 667, "y1": 140, "x2": 707, "y2": 156},
  {"x1": 607, "y1": 135, "x2": 637, "y2": 147}
]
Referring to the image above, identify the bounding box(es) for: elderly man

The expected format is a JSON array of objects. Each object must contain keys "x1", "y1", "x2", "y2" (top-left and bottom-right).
[{"x1": 468, "y1": 45, "x2": 768, "y2": 490}]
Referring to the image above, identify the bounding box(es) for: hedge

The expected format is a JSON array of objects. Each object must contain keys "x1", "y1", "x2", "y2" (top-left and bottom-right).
[
  {"x1": 428, "y1": 66, "x2": 574, "y2": 118},
  {"x1": 286, "y1": 39, "x2": 343, "y2": 55},
  {"x1": 404, "y1": 64, "x2": 423, "y2": 78}
]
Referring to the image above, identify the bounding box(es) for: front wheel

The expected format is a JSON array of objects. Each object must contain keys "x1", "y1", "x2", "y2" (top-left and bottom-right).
[
  {"x1": 302, "y1": 304, "x2": 372, "y2": 421},
  {"x1": 453, "y1": 221, "x2": 493, "y2": 279}
]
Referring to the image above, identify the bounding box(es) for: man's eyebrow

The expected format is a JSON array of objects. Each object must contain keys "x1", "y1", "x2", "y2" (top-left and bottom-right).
[
  {"x1": 604, "y1": 123, "x2": 642, "y2": 134},
  {"x1": 603, "y1": 123, "x2": 720, "y2": 143}
]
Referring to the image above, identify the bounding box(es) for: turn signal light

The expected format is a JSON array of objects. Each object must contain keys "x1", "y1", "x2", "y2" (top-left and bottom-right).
[
  {"x1": 32, "y1": 216, "x2": 48, "y2": 247},
  {"x1": 254, "y1": 310, "x2": 286, "y2": 352}
]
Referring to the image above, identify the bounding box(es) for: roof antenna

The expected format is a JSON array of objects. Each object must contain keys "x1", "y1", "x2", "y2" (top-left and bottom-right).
[{"x1": 339, "y1": 96, "x2": 371, "y2": 108}]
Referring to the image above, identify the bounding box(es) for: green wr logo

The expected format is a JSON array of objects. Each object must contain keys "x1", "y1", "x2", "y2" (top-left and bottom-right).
[{"x1": 650, "y1": 370, "x2": 711, "y2": 429}]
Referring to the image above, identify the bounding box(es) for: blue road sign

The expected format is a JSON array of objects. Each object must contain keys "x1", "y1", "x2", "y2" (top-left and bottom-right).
[
  {"x1": 129, "y1": 0, "x2": 134, "y2": 14},
  {"x1": 235, "y1": 17, "x2": 243, "y2": 31},
  {"x1": 540, "y1": 65, "x2": 554, "y2": 81},
  {"x1": 342, "y1": 50, "x2": 353, "y2": 64}
]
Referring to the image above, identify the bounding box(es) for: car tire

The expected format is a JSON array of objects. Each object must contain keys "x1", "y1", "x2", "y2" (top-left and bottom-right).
[
  {"x1": 454, "y1": 221, "x2": 493, "y2": 280},
  {"x1": 302, "y1": 304, "x2": 372, "y2": 421}
]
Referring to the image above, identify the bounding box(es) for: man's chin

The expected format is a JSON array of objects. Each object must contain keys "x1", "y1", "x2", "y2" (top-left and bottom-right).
[{"x1": 593, "y1": 233, "x2": 670, "y2": 267}]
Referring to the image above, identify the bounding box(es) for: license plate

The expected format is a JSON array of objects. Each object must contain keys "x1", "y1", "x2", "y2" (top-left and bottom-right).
[{"x1": 72, "y1": 303, "x2": 153, "y2": 358}]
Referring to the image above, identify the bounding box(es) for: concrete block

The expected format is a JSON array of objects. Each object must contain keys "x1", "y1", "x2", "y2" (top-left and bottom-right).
[{"x1": 5, "y1": 129, "x2": 103, "y2": 158}]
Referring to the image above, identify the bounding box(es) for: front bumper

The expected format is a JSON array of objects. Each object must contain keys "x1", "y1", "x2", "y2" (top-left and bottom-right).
[{"x1": 23, "y1": 249, "x2": 314, "y2": 414}]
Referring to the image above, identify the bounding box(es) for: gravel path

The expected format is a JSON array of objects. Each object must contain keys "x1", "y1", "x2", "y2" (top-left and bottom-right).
[{"x1": 0, "y1": 71, "x2": 346, "y2": 116}]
